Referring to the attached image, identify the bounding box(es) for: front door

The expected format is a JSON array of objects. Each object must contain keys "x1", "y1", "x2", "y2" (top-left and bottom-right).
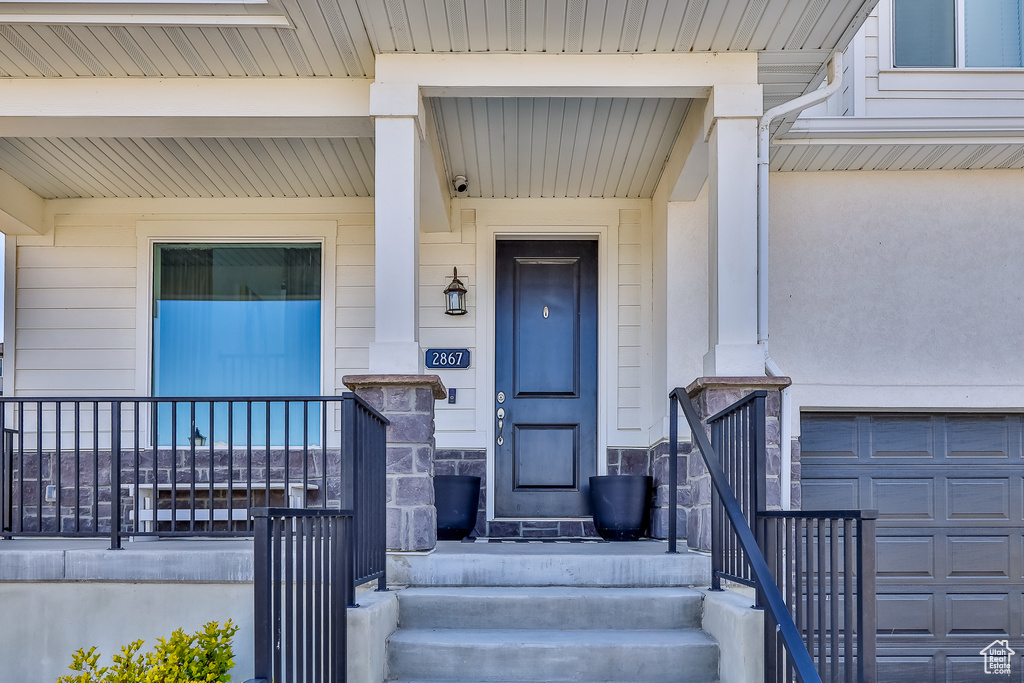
[{"x1": 494, "y1": 240, "x2": 598, "y2": 518}]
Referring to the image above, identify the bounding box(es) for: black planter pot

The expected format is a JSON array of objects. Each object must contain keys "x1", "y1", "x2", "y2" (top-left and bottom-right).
[
  {"x1": 589, "y1": 475, "x2": 653, "y2": 542},
  {"x1": 434, "y1": 474, "x2": 481, "y2": 541}
]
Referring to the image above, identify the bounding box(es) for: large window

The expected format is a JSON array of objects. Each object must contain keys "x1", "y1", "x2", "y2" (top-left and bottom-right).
[
  {"x1": 153, "y1": 243, "x2": 321, "y2": 445},
  {"x1": 894, "y1": 0, "x2": 1024, "y2": 67}
]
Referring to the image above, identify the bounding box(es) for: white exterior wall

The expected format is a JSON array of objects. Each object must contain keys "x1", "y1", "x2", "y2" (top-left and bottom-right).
[
  {"x1": 829, "y1": 4, "x2": 1024, "y2": 118},
  {"x1": 9, "y1": 200, "x2": 375, "y2": 399},
  {"x1": 15, "y1": 218, "x2": 137, "y2": 395},
  {"x1": 768, "y1": 169, "x2": 1024, "y2": 433},
  {"x1": 424, "y1": 198, "x2": 656, "y2": 451},
  {"x1": 7, "y1": 197, "x2": 659, "y2": 451}
]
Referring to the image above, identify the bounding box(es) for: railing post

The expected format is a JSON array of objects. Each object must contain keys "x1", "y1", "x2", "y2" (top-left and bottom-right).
[
  {"x1": 109, "y1": 401, "x2": 122, "y2": 550},
  {"x1": 1, "y1": 426, "x2": 11, "y2": 537},
  {"x1": 251, "y1": 509, "x2": 272, "y2": 683},
  {"x1": 668, "y1": 392, "x2": 678, "y2": 554},
  {"x1": 858, "y1": 511, "x2": 878, "y2": 683}
]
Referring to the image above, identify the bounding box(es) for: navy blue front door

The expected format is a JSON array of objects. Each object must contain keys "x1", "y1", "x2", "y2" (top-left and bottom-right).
[{"x1": 494, "y1": 240, "x2": 598, "y2": 518}]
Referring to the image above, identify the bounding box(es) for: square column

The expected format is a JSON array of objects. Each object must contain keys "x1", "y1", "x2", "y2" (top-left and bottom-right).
[
  {"x1": 370, "y1": 85, "x2": 422, "y2": 373},
  {"x1": 703, "y1": 85, "x2": 764, "y2": 377},
  {"x1": 344, "y1": 374, "x2": 447, "y2": 551}
]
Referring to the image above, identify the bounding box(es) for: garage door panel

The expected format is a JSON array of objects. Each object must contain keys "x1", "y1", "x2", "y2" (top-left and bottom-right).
[
  {"x1": 801, "y1": 478, "x2": 859, "y2": 509},
  {"x1": 800, "y1": 415, "x2": 858, "y2": 459},
  {"x1": 802, "y1": 412, "x2": 1024, "y2": 671},
  {"x1": 872, "y1": 478, "x2": 934, "y2": 520},
  {"x1": 947, "y1": 478, "x2": 1011, "y2": 520},
  {"x1": 878, "y1": 536, "x2": 934, "y2": 578},
  {"x1": 946, "y1": 415, "x2": 1016, "y2": 460},
  {"x1": 878, "y1": 593, "x2": 936, "y2": 635},
  {"x1": 878, "y1": 656, "x2": 936, "y2": 682},
  {"x1": 948, "y1": 536, "x2": 1011, "y2": 579},
  {"x1": 947, "y1": 594, "x2": 1011, "y2": 636},
  {"x1": 870, "y1": 415, "x2": 934, "y2": 458}
]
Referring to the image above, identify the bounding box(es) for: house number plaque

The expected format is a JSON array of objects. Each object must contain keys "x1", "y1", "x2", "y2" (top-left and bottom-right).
[{"x1": 425, "y1": 348, "x2": 471, "y2": 369}]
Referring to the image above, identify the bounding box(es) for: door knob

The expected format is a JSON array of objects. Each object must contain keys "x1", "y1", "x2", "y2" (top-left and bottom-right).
[{"x1": 496, "y1": 407, "x2": 505, "y2": 446}]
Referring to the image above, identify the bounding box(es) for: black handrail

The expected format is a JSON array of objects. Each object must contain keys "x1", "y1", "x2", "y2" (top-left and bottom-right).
[{"x1": 670, "y1": 387, "x2": 821, "y2": 683}]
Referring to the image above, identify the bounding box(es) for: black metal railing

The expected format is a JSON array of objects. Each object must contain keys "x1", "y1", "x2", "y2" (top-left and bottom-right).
[
  {"x1": 670, "y1": 388, "x2": 877, "y2": 683},
  {"x1": 249, "y1": 508, "x2": 351, "y2": 683},
  {"x1": 0, "y1": 394, "x2": 387, "y2": 556},
  {"x1": 759, "y1": 510, "x2": 877, "y2": 683}
]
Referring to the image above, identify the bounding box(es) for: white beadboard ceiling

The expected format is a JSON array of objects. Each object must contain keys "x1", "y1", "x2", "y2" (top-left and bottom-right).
[
  {"x1": 0, "y1": 137, "x2": 374, "y2": 197},
  {"x1": 0, "y1": 0, "x2": 875, "y2": 99},
  {"x1": 430, "y1": 97, "x2": 690, "y2": 199},
  {"x1": 0, "y1": 0, "x2": 880, "y2": 198},
  {"x1": 771, "y1": 141, "x2": 1024, "y2": 172},
  {"x1": 771, "y1": 116, "x2": 1024, "y2": 171}
]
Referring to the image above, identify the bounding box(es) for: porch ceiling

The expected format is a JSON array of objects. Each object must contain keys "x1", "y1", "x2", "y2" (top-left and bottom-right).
[
  {"x1": 429, "y1": 96, "x2": 690, "y2": 199},
  {"x1": 0, "y1": 0, "x2": 877, "y2": 200},
  {"x1": 0, "y1": 0, "x2": 876, "y2": 105},
  {"x1": 0, "y1": 137, "x2": 375, "y2": 198}
]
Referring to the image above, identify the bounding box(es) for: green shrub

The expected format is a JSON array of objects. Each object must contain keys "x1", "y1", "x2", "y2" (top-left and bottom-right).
[{"x1": 57, "y1": 620, "x2": 239, "y2": 683}]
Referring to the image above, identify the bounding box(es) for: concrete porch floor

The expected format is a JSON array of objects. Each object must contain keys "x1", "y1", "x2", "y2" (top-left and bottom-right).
[{"x1": 0, "y1": 537, "x2": 710, "y2": 587}]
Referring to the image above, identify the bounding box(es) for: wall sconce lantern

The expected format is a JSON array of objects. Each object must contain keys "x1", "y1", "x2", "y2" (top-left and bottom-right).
[{"x1": 443, "y1": 267, "x2": 467, "y2": 316}]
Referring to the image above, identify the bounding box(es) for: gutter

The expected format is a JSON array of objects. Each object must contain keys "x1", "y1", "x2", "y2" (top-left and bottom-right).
[{"x1": 756, "y1": 52, "x2": 843, "y2": 509}]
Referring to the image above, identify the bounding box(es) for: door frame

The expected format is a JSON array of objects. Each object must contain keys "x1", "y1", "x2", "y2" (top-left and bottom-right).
[{"x1": 476, "y1": 223, "x2": 617, "y2": 522}]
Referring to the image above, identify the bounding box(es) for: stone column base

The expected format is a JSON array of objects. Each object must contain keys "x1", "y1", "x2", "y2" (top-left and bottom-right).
[
  {"x1": 665, "y1": 376, "x2": 791, "y2": 551},
  {"x1": 343, "y1": 374, "x2": 447, "y2": 552}
]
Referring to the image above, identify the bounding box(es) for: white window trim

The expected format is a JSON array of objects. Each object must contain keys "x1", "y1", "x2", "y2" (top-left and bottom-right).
[{"x1": 135, "y1": 220, "x2": 338, "y2": 399}]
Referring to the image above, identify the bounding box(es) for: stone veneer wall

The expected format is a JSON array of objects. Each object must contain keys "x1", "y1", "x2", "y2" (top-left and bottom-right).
[
  {"x1": 344, "y1": 375, "x2": 446, "y2": 552},
  {"x1": 680, "y1": 378, "x2": 790, "y2": 551},
  {"x1": 433, "y1": 449, "x2": 487, "y2": 537}
]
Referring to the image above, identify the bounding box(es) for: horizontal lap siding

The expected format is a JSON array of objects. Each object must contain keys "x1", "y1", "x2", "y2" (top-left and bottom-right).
[
  {"x1": 335, "y1": 222, "x2": 373, "y2": 390},
  {"x1": 421, "y1": 210, "x2": 477, "y2": 434},
  {"x1": 16, "y1": 223, "x2": 137, "y2": 396}
]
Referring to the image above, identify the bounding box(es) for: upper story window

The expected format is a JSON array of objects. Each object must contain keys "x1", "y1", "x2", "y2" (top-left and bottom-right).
[{"x1": 894, "y1": 0, "x2": 1024, "y2": 67}]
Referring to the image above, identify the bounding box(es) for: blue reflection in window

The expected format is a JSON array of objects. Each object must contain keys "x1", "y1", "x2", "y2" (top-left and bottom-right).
[{"x1": 153, "y1": 244, "x2": 321, "y2": 447}]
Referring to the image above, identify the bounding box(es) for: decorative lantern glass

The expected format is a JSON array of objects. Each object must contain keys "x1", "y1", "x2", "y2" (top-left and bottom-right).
[{"x1": 443, "y1": 267, "x2": 467, "y2": 315}]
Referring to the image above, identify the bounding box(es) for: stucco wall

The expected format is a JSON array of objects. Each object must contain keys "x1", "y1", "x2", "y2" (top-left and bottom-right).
[{"x1": 768, "y1": 169, "x2": 1024, "y2": 431}]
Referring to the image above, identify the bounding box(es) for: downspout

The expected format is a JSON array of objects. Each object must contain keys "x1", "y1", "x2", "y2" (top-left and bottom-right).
[{"x1": 757, "y1": 52, "x2": 843, "y2": 509}]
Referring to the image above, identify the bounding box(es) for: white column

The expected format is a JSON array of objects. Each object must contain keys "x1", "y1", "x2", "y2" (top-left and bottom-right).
[
  {"x1": 369, "y1": 84, "x2": 423, "y2": 373},
  {"x1": 703, "y1": 85, "x2": 764, "y2": 376}
]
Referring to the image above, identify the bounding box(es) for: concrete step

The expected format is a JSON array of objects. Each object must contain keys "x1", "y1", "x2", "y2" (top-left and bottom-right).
[
  {"x1": 386, "y1": 628, "x2": 719, "y2": 683},
  {"x1": 387, "y1": 541, "x2": 711, "y2": 587},
  {"x1": 396, "y1": 587, "x2": 704, "y2": 631}
]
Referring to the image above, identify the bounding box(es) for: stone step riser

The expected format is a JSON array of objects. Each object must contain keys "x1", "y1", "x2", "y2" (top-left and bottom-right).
[
  {"x1": 386, "y1": 547, "x2": 711, "y2": 588},
  {"x1": 396, "y1": 587, "x2": 703, "y2": 631},
  {"x1": 386, "y1": 630, "x2": 719, "y2": 683}
]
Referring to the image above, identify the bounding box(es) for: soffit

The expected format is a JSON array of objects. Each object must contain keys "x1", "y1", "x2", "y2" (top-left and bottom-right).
[
  {"x1": 429, "y1": 96, "x2": 690, "y2": 199},
  {"x1": 771, "y1": 116, "x2": 1024, "y2": 171},
  {"x1": 0, "y1": 136, "x2": 375, "y2": 197},
  {"x1": 772, "y1": 140, "x2": 1024, "y2": 171},
  {"x1": 0, "y1": 0, "x2": 876, "y2": 100}
]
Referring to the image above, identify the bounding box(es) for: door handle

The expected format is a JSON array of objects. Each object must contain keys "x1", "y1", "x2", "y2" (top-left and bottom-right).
[{"x1": 496, "y1": 407, "x2": 505, "y2": 446}]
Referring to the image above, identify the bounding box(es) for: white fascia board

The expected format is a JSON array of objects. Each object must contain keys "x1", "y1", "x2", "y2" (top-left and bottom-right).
[
  {"x1": 0, "y1": 168, "x2": 45, "y2": 235},
  {"x1": 0, "y1": 78, "x2": 372, "y2": 137},
  {"x1": 374, "y1": 52, "x2": 759, "y2": 98},
  {"x1": 784, "y1": 116, "x2": 1024, "y2": 140},
  {"x1": 0, "y1": 0, "x2": 291, "y2": 26}
]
